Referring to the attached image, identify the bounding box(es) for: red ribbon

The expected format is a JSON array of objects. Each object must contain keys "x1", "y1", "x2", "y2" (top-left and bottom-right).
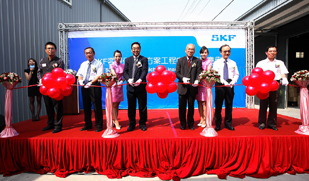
[{"x1": 11, "y1": 82, "x2": 300, "y2": 89}]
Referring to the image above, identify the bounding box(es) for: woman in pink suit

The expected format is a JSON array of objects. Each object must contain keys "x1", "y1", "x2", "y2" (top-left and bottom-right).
[
  {"x1": 110, "y1": 50, "x2": 125, "y2": 130},
  {"x1": 196, "y1": 46, "x2": 213, "y2": 127}
]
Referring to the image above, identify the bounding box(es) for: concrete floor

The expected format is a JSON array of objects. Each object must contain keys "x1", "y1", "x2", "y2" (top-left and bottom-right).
[{"x1": 1, "y1": 107, "x2": 307, "y2": 181}]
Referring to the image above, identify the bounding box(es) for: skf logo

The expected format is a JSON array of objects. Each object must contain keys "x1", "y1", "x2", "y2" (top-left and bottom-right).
[{"x1": 212, "y1": 35, "x2": 236, "y2": 41}]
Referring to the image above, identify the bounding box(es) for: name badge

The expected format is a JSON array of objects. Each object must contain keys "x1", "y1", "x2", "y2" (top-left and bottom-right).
[{"x1": 42, "y1": 63, "x2": 46, "y2": 67}]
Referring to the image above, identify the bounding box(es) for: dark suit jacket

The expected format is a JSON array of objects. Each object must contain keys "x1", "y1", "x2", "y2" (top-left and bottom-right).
[
  {"x1": 123, "y1": 55, "x2": 148, "y2": 92},
  {"x1": 176, "y1": 56, "x2": 202, "y2": 96}
]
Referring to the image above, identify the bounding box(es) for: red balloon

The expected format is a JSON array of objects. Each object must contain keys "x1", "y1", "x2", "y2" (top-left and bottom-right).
[
  {"x1": 146, "y1": 82, "x2": 156, "y2": 94},
  {"x1": 157, "y1": 91, "x2": 168, "y2": 99},
  {"x1": 245, "y1": 86, "x2": 258, "y2": 96},
  {"x1": 242, "y1": 76, "x2": 250, "y2": 86},
  {"x1": 52, "y1": 68, "x2": 65, "y2": 80},
  {"x1": 147, "y1": 71, "x2": 160, "y2": 83},
  {"x1": 270, "y1": 80, "x2": 279, "y2": 91},
  {"x1": 251, "y1": 67, "x2": 263, "y2": 75},
  {"x1": 55, "y1": 77, "x2": 67, "y2": 90},
  {"x1": 155, "y1": 65, "x2": 166, "y2": 74},
  {"x1": 39, "y1": 85, "x2": 48, "y2": 96},
  {"x1": 54, "y1": 94, "x2": 64, "y2": 101},
  {"x1": 257, "y1": 92, "x2": 269, "y2": 100},
  {"x1": 44, "y1": 73, "x2": 52, "y2": 77},
  {"x1": 61, "y1": 85, "x2": 73, "y2": 96},
  {"x1": 47, "y1": 87, "x2": 61, "y2": 99},
  {"x1": 262, "y1": 70, "x2": 275, "y2": 84},
  {"x1": 249, "y1": 73, "x2": 262, "y2": 87},
  {"x1": 258, "y1": 82, "x2": 271, "y2": 94},
  {"x1": 66, "y1": 74, "x2": 75, "y2": 85},
  {"x1": 171, "y1": 72, "x2": 176, "y2": 82},
  {"x1": 42, "y1": 75, "x2": 55, "y2": 88},
  {"x1": 167, "y1": 82, "x2": 177, "y2": 93},
  {"x1": 156, "y1": 82, "x2": 167, "y2": 93},
  {"x1": 161, "y1": 70, "x2": 172, "y2": 84}
]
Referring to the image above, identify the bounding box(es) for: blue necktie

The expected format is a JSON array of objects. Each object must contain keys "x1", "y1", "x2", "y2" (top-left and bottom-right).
[
  {"x1": 84, "y1": 62, "x2": 91, "y2": 84},
  {"x1": 223, "y1": 60, "x2": 228, "y2": 80}
]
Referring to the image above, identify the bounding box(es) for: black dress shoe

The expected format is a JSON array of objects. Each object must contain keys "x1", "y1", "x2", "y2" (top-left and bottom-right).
[
  {"x1": 267, "y1": 125, "x2": 278, "y2": 131},
  {"x1": 80, "y1": 126, "x2": 92, "y2": 131},
  {"x1": 259, "y1": 123, "x2": 266, "y2": 130},
  {"x1": 180, "y1": 126, "x2": 186, "y2": 130},
  {"x1": 140, "y1": 125, "x2": 147, "y2": 131},
  {"x1": 215, "y1": 126, "x2": 221, "y2": 131},
  {"x1": 42, "y1": 125, "x2": 54, "y2": 131},
  {"x1": 225, "y1": 125, "x2": 235, "y2": 131},
  {"x1": 52, "y1": 128, "x2": 62, "y2": 133},
  {"x1": 95, "y1": 127, "x2": 103, "y2": 132},
  {"x1": 127, "y1": 126, "x2": 135, "y2": 131},
  {"x1": 189, "y1": 126, "x2": 195, "y2": 130}
]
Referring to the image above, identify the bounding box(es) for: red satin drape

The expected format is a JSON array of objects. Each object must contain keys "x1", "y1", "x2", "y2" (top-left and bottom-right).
[{"x1": 1, "y1": 136, "x2": 309, "y2": 180}]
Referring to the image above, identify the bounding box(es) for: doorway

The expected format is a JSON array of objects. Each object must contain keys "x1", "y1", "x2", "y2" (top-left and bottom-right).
[{"x1": 287, "y1": 32, "x2": 309, "y2": 107}]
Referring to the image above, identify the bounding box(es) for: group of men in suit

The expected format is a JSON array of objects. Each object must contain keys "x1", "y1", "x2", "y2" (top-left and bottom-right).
[{"x1": 39, "y1": 41, "x2": 286, "y2": 133}]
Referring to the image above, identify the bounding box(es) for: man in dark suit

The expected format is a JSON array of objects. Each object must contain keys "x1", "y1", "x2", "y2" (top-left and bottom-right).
[
  {"x1": 176, "y1": 44, "x2": 202, "y2": 130},
  {"x1": 123, "y1": 42, "x2": 148, "y2": 131}
]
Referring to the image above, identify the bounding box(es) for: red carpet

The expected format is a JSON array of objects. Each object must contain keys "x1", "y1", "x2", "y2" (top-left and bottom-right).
[{"x1": 1, "y1": 108, "x2": 309, "y2": 180}]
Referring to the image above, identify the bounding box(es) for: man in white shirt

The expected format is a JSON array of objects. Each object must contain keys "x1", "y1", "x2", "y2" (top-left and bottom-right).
[
  {"x1": 213, "y1": 44, "x2": 239, "y2": 131},
  {"x1": 77, "y1": 47, "x2": 104, "y2": 132},
  {"x1": 256, "y1": 46, "x2": 289, "y2": 130}
]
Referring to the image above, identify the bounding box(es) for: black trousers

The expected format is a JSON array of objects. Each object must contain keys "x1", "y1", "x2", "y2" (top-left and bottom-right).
[
  {"x1": 127, "y1": 89, "x2": 147, "y2": 127},
  {"x1": 258, "y1": 89, "x2": 279, "y2": 127},
  {"x1": 81, "y1": 85, "x2": 103, "y2": 129},
  {"x1": 43, "y1": 95, "x2": 63, "y2": 129},
  {"x1": 178, "y1": 89, "x2": 196, "y2": 128},
  {"x1": 214, "y1": 82, "x2": 234, "y2": 128}
]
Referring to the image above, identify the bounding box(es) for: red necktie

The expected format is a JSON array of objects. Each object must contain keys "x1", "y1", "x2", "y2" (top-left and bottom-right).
[{"x1": 188, "y1": 59, "x2": 190, "y2": 68}]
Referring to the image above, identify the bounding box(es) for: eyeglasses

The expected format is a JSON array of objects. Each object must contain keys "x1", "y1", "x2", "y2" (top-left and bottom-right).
[{"x1": 223, "y1": 50, "x2": 231, "y2": 53}]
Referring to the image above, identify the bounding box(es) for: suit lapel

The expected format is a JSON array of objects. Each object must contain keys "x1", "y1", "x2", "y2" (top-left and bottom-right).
[{"x1": 129, "y1": 57, "x2": 134, "y2": 78}]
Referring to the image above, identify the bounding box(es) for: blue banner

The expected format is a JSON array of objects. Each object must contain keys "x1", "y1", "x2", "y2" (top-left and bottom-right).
[{"x1": 68, "y1": 29, "x2": 246, "y2": 109}]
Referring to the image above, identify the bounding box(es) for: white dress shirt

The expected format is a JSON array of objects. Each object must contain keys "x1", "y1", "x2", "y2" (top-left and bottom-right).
[
  {"x1": 213, "y1": 58, "x2": 239, "y2": 84},
  {"x1": 256, "y1": 58, "x2": 289, "y2": 80},
  {"x1": 77, "y1": 59, "x2": 103, "y2": 82}
]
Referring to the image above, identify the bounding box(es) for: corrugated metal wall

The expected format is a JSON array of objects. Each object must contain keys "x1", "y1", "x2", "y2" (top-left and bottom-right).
[{"x1": 0, "y1": 0, "x2": 128, "y2": 123}]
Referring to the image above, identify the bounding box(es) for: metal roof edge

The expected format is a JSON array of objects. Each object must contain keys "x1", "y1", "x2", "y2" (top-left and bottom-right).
[{"x1": 102, "y1": 0, "x2": 131, "y2": 22}]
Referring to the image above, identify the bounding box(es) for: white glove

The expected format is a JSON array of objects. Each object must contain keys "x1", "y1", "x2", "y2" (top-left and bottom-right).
[
  {"x1": 38, "y1": 79, "x2": 42, "y2": 86},
  {"x1": 282, "y1": 77, "x2": 289, "y2": 86},
  {"x1": 117, "y1": 80, "x2": 123, "y2": 86},
  {"x1": 128, "y1": 78, "x2": 134, "y2": 87},
  {"x1": 221, "y1": 79, "x2": 230, "y2": 86},
  {"x1": 78, "y1": 80, "x2": 84, "y2": 86},
  {"x1": 182, "y1": 77, "x2": 190, "y2": 83},
  {"x1": 84, "y1": 82, "x2": 92, "y2": 88},
  {"x1": 134, "y1": 79, "x2": 142, "y2": 87},
  {"x1": 192, "y1": 80, "x2": 199, "y2": 87},
  {"x1": 229, "y1": 80, "x2": 235, "y2": 88}
]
